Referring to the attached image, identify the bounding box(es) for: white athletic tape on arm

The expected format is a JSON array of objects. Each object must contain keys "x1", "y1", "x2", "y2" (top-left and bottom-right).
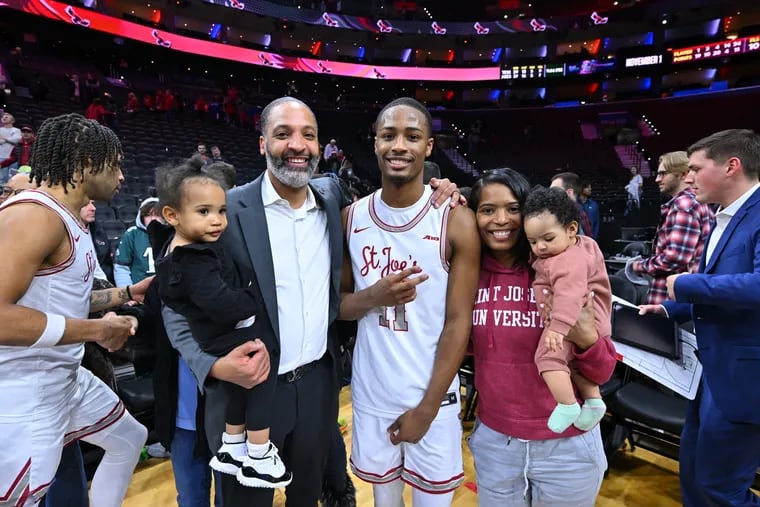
[{"x1": 32, "y1": 313, "x2": 66, "y2": 348}]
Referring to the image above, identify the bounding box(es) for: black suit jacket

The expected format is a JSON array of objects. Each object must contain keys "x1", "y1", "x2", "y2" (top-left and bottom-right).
[
  {"x1": 218, "y1": 172, "x2": 345, "y2": 408},
  {"x1": 160, "y1": 173, "x2": 346, "y2": 458}
]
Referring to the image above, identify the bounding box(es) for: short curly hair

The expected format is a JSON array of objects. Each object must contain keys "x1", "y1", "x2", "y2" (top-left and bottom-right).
[
  {"x1": 687, "y1": 129, "x2": 760, "y2": 179},
  {"x1": 375, "y1": 97, "x2": 433, "y2": 138},
  {"x1": 523, "y1": 186, "x2": 580, "y2": 227}
]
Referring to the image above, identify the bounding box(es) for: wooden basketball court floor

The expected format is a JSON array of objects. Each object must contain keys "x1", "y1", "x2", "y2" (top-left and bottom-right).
[{"x1": 123, "y1": 387, "x2": 687, "y2": 506}]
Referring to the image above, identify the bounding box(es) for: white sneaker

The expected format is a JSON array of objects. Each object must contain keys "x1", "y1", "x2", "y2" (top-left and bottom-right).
[
  {"x1": 146, "y1": 442, "x2": 171, "y2": 459},
  {"x1": 210, "y1": 441, "x2": 246, "y2": 475},
  {"x1": 236, "y1": 443, "x2": 293, "y2": 488}
]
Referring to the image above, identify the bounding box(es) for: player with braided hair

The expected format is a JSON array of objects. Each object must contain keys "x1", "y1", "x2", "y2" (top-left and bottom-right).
[
  {"x1": 29, "y1": 112, "x2": 123, "y2": 191},
  {"x1": 0, "y1": 113, "x2": 148, "y2": 506}
]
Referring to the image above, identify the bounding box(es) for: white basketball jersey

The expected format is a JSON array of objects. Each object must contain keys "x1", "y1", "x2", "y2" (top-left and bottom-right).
[
  {"x1": 0, "y1": 190, "x2": 96, "y2": 372},
  {"x1": 347, "y1": 186, "x2": 459, "y2": 417}
]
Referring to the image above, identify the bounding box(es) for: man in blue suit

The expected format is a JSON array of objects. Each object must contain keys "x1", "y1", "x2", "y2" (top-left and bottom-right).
[{"x1": 641, "y1": 129, "x2": 760, "y2": 506}]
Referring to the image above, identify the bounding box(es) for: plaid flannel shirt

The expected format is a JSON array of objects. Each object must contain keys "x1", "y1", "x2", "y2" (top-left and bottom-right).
[{"x1": 632, "y1": 188, "x2": 714, "y2": 305}]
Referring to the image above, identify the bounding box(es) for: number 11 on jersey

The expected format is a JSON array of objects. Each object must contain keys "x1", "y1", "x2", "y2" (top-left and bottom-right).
[{"x1": 379, "y1": 304, "x2": 408, "y2": 331}]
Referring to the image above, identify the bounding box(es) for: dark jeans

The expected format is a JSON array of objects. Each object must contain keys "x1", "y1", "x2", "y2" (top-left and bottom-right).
[
  {"x1": 40, "y1": 442, "x2": 89, "y2": 507},
  {"x1": 171, "y1": 428, "x2": 223, "y2": 507}
]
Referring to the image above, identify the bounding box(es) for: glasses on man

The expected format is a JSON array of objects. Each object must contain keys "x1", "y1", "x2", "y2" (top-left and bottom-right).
[{"x1": 1, "y1": 186, "x2": 26, "y2": 197}]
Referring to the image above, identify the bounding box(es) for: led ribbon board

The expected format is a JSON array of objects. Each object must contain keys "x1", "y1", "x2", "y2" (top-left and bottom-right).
[{"x1": 10, "y1": 0, "x2": 501, "y2": 82}]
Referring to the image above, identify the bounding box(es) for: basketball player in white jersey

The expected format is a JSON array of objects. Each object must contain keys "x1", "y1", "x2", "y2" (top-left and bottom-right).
[
  {"x1": 340, "y1": 98, "x2": 481, "y2": 506},
  {"x1": 0, "y1": 113, "x2": 148, "y2": 506}
]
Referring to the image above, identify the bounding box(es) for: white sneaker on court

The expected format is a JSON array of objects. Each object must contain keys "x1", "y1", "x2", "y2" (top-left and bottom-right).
[
  {"x1": 236, "y1": 443, "x2": 292, "y2": 488},
  {"x1": 210, "y1": 439, "x2": 246, "y2": 475}
]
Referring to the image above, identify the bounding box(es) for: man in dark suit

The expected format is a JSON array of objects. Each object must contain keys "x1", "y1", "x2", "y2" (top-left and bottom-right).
[
  {"x1": 163, "y1": 96, "x2": 343, "y2": 506},
  {"x1": 162, "y1": 97, "x2": 459, "y2": 506},
  {"x1": 640, "y1": 129, "x2": 760, "y2": 506}
]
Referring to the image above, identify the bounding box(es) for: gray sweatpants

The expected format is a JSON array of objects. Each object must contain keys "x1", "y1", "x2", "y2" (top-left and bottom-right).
[{"x1": 467, "y1": 420, "x2": 607, "y2": 506}]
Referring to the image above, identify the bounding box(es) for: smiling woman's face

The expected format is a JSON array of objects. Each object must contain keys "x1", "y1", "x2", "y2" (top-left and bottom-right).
[{"x1": 475, "y1": 183, "x2": 523, "y2": 262}]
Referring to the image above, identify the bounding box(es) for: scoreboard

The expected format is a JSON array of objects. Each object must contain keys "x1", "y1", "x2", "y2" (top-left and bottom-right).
[
  {"x1": 672, "y1": 35, "x2": 760, "y2": 63},
  {"x1": 490, "y1": 33, "x2": 760, "y2": 82},
  {"x1": 501, "y1": 59, "x2": 616, "y2": 79},
  {"x1": 500, "y1": 64, "x2": 546, "y2": 80}
]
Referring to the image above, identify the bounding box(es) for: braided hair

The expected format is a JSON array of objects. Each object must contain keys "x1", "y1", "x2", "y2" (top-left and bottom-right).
[{"x1": 29, "y1": 113, "x2": 123, "y2": 192}]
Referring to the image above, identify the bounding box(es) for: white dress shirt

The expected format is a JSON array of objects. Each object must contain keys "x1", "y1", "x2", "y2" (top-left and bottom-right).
[
  {"x1": 261, "y1": 172, "x2": 330, "y2": 373},
  {"x1": 705, "y1": 182, "x2": 760, "y2": 265}
]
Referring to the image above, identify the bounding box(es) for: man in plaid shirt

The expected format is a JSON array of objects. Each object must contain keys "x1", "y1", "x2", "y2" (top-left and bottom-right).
[{"x1": 630, "y1": 151, "x2": 714, "y2": 304}]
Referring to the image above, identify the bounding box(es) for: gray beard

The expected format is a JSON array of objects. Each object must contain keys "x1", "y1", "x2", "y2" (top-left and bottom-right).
[{"x1": 266, "y1": 151, "x2": 318, "y2": 189}]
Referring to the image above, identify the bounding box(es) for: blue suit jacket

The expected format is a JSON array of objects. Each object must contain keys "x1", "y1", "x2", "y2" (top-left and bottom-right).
[{"x1": 663, "y1": 186, "x2": 760, "y2": 424}]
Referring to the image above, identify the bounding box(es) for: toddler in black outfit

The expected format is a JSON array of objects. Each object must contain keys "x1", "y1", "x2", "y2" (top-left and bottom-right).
[{"x1": 156, "y1": 158, "x2": 291, "y2": 489}]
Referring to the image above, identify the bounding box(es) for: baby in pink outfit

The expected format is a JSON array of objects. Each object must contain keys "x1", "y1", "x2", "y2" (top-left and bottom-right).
[{"x1": 523, "y1": 186, "x2": 613, "y2": 433}]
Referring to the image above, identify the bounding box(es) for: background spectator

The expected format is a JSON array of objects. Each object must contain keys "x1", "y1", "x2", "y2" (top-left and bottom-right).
[
  {"x1": 196, "y1": 142, "x2": 211, "y2": 163},
  {"x1": 83, "y1": 72, "x2": 101, "y2": 105},
  {"x1": 114, "y1": 197, "x2": 162, "y2": 287},
  {"x1": 80, "y1": 200, "x2": 116, "y2": 284},
  {"x1": 126, "y1": 92, "x2": 139, "y2": 118},
  {"x1": 324, "y1": 138, "x2": 339, "y2": 161},
  {"x1": 625, "y1": 166, "x2": 643, "y2": 214},
  {"x1": 14, "y1": 125, "x2": 35, "y2": 167},
  {"x1": 579, "y1": 182, "x2": 600, "y2": 239},
  {"x1": 66, "y1": 72, "x2": 82, "y2": 103},
  {"x1": 85, "y1": 97, "x2": 109, "y2": 124},
  {"x1": 102, "y1": 92, "x2": 119, "y2": 131},
  {"x1": 210, "y1": 145, "x2": 225, "y2": 163},
  {"x1": 0, "y1": 172, "x2": 35, "y2": 204},
  {"x1": 0, "y1": 112, "x2": 22, "y2": 183},
  {"x1": 194, "y1": 95, "x2": 208, "y2": 120},
  {"x1": 143, "y1": 93, "x2": 155, "y2": 111},
  {"x1": 550, "y1": 172, "x2": 594, "y2": 237}
]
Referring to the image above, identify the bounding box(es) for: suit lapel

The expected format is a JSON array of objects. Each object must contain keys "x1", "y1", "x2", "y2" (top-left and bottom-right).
[
  {"x1": 236, "y1": 177, "x2": 280, "y2": 340},
  {"x1": 698, "y1": 228, "x2": 712, "y2": 272},
  {"x1": 704, "y1": 188, "x2": 760, "y2": 273},
  {"x1": 311, "y1": 181, "x2": 342, "y2": 324}
]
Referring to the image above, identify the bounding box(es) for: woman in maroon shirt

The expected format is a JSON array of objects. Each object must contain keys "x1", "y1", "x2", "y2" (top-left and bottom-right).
[{"x1": 467, "y1": 168, "x2": 617, "y2": 506}]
